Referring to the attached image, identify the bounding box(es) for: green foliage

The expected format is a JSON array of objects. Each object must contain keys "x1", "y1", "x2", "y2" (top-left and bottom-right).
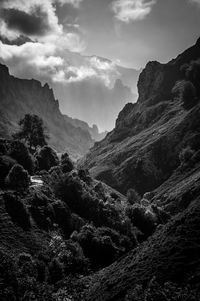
[
  {"x1": 4, "y1": 192, "x2": 30, "y2": 230},
  {"x1": 35, "y1": 146, "x2": 59, "y2": 171},
  {"x1": 127, "y1": 188, "x2": 140, "y2": 205},
  {"x1": 0, "y1": 155, "x2": 16, "y2": 188},
  {"x1": 13, "y1": 114, "x2": 48, "y2": 152},
  {"x1": 5, "y1": 164, "x2": 30, "y2": 191},
  {"x1": 8, "y1": 140, "x2": 35, "y2": 174}
]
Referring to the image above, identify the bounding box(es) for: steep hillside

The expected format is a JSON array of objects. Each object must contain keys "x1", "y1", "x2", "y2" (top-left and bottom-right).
[
  {"x1": 0, "y1": 64, "x2": 93, "y2": 159},
  {"x1": 80, "y1": 38, "x2": 200, "y2": 195},
  {"x1": 82, "y1": 193, "x2": 200, "y2": 300}
]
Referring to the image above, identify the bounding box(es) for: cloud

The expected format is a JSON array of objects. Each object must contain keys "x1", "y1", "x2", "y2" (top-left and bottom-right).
[
  {"x1": 0, "y1": 0, "x2": 117, "y2": 88},
  {"x1": 55, "y1": 0, "x2": 84, "y2": 8},
  {"x1": 2, "y1": 7, "x2": 51, "y2": 37},
  {"x1": 188, "y1": 0, "x2": 200, "y2": 6},
  {"x1": 89, "y1": 56, "x2": 116, "y2": 71},
  {"x1": 0, "y1": 0, "x2": 63, "y2": 42},
  {"x1": 0, "y1": 40, "x2": 63, "y2": 78},
  {"x1": 111, "y1": 0, "x2": 156, "y2": 23}
]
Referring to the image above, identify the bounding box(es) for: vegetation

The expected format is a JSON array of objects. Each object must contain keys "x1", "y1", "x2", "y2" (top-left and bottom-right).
[
  {"x1": 172, "y1": 80, "x2": 197, "y2": 109},
  {"x1": 35, "y1": 145, "x2": 59, "y2": 171},
  {"x1": 5, "y1": 164, "x2": 30, "y2": 191},
  {"x1": 13, "y1": 114, "x2": 48, "y2": 152},
  {"x1": 8, "y1": 140, "x2": 35, "y2": 174}
]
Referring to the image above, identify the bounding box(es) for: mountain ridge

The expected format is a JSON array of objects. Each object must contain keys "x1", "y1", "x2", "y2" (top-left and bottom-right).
[
  {"x1": 80, "y1": 38, "x2": 200, "y2": 194},
  {"x1": 0, "y1": 63, "x2": 93, "y2": 160}
]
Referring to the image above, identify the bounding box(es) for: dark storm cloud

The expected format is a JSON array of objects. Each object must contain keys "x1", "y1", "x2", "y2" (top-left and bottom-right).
[
  {"x1": 2, "y1": 7, "x2": 50, "y2": 36},
  {"x1": 0, "y1": 34, "x2": 32, "y2": 45}
]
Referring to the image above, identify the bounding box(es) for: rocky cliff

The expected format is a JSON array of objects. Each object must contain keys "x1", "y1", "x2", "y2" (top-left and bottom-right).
[
  {"x1": 80, "y1": 38, "x2": 200, "y2": 195},
  {"x1": 0, "y1": 64, "x2": 93, "y2": 159}
]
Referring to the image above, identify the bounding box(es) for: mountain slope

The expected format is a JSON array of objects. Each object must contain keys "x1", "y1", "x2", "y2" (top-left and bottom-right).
[
  {"x1": 0, "y1": 63, "x2": 93, "y2": 159},
  {"x1": 80, "y1": 38, "x2": 200, "y2": 194}
]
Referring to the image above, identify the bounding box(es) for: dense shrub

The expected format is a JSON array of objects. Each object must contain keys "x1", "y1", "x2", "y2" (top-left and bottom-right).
[
  {"x1": 0, "y1": 155, "x2": 16, "y2": 188},
  {"x1": 8, "y1": 140, "x2": 35, "y2": 174},
  {"x1": 179, "y1": 146, "x2": 195, "y2": 166},
  {"x1": 0, "y1": 139, "x2": 7, "y2": 155},
  {"x1": 127, "y1": 188, "x2": 140, "y2": 205},
  {"x1": 5, "y1": 164, "x2": 30, "y2": 191},
  {"x1": 58, "y1": 240, "x2": 90, "y2": 275},
  {"x1": 172, "y1": 80, "x2": 197, "y2": 109},
  {"x1": 78, "y1": 169, "x2": 91, "y2": 184},
  {"x1": 48, "y1": 258, "x2": 64, "y2": 284},
  {"x1": 184, "y1": 59, "x2": 200, "y2": 96},
  {"x1": 52, "y1": 200, "x2": 72, "y2": 237},
  {"x1": 127, "y1": 204, "x2": 157, "y2": 237},
  {"x1": 4, "y1": 192, "x2": 30, "y2": 230},
  {"x1": 72, "y1": 224, "x2": 132, "y2": 269},
  {"x1": 61, "y1": 152, "x2": 74, "y2": 173},
  {"x1": 125, "y1": 277, "x2": 200, "y2": 301},
  {"x1": 0, "y1": 250, "x2": 18, "y2": 300},
  {"x1": 35, "y1": 146, "x2": 59, "y2": 171}
]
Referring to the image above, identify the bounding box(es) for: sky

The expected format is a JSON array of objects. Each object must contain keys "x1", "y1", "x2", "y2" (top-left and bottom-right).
[{"x1": 0, "y1": 0, "x2": 200, "y2": 131}]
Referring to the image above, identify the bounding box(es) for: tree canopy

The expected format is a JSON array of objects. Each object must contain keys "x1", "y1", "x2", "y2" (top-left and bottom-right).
[{"x1": 13, "y1": 114, "x2": 48, "y2": 152}]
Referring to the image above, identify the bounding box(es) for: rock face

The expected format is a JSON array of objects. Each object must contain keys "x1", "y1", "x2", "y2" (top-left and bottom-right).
[
  {"x1": 64, "y1": 115, "x2": 108, "y2": 141},
  {"x1": 80, "y1": 38, "x2": 200, "y2": 194},
  {"x1": 0, "y1": 64, "x2": 93, "y2": 159}
]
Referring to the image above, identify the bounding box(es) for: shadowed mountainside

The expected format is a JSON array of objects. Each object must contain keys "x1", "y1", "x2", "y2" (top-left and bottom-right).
[
  {"x1": 0, "y1": 64, "x2": 94, "y2": 160},
  {"x1": 80, "y1": 38, "x2": 200, "y2": 195}
]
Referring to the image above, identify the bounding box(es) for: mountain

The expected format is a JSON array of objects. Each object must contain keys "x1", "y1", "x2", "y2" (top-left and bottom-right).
[
  {"x1": 64, "y1": 115, "x2": 108, "y2": 141},
  {"x1": 1, "y1": 39, "x2": 200, "y2": 300},
  {"x1": 76, "y1": 37, "x2": 200, "y2": 300},
  {"x1": 0, "y1": 63, "x2": 94, "y2": 159},
  {"x1": 80, "y1": 38, "x2": 200, "y2": 196}
]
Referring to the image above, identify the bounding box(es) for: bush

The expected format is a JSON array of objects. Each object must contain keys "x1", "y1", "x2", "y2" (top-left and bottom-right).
[
  {"x1": 72, "y1": 224, "x2": 132, "y2": 269},
  {"x1": 127, "y1": 188, "x2": 140, "y2": 205},
  {"x1": 5, "y1": 164, "x2": 30, "y2": 191},
  {"x1": 179, "y1": 146, "x2": 194, "y2": 166},
  {"x1": 172, "y1": 80, "x2": 197, "y2": 109},
  {"x1": 8, "y1": 140, "x2": 35, "y2": 174},
  {"x1": 127, "y1": 204, "x2": 157, "y2": 237},
  {"x1": 0, "y1": 155, "x2": 16, "y2": 188},
  {"x1": 60, "y1": 152, "x2": 74, "y2": 173},
  {"x1": 35, "y1": 146, "x2": 59, "y2": 171},
  {"x1": 48, "y1": 258, "x2": 64, "y2": 284},
  {"x1": 4, "y1": 193, "x2": 30, "y2": 230},
  {"x1": 52, "y1": 200, "x2": 72, "y2": 237}
]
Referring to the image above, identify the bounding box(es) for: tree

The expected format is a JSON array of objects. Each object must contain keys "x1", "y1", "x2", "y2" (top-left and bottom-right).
[
  {"x1": 5, "y1": 164, "x2": 30, "y2": 191},
  {"x1": 13, "y1": 114, "x2": 48, "y2": 152},
  {"x1": 8, "y1": 140, "x2": 35, "y2": 174},
  {"x1": 172, "y1": 80, "x2": 197, "y2": 109},
  {"x1": 35, "y1": 146, "x2": 59, "y2": 171},
  {"x1": 127, "y1": 188, "x2": 140, "y2": 205}
]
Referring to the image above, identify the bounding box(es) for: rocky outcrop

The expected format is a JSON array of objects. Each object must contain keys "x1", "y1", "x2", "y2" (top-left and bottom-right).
[
  {"x1": 64, "y1": 115, "x2": 108, "y2": 141},
  {"x1": 80, "y1": 38, "x2": 200, "y2": 194},
  {"x1": 0, "y1": 64, "x2": 93, "y2": 159}
]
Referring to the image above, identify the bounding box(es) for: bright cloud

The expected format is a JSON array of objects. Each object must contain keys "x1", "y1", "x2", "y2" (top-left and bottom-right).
[
  {"x1": 111, "y1": 0, "x2": 156, "y2": 23},
  {"x1": 0, "y1": 0, "x2": 119, "y2": 88}
]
